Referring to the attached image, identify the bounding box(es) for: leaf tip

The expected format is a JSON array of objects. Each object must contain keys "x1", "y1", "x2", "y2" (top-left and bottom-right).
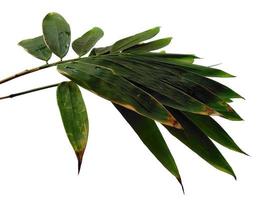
[
  {"x1": 167, "y1": 115, "x2": 183, "y2": 129},
  {"x1": 176, "y1": 177, "x2": 185, "y2": 194},
  {"x1": 76, "y1": 150, "x2": 85, "y2": 175}
]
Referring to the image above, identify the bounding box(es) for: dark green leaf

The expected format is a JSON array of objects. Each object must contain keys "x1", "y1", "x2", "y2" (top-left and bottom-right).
[
  {"x1": 182, "y1": 112, "x2": 247, "y2": 154},
  {"x1": 112, "y1": 54, "x2": 242, "y2": 120},
  {"x1": 57, "y1": 61, "x2": 182, "y2": 129},
  {"x1": 138, "y1": 53, "x2": 198, "y2": 64},
  {"x1": 124, "y1": 37, "x2": 172, "y2": 53},
  {"x1": 95, "y1": 56, "x2": 218, "y2": 116},
  {"x1": 111, "y1": 27, "x2": 160, "y2": 53},
  {"x1": 72, "y1": 27, "x2": 104, "y2": 57},
  {"x1": 128, "y1": 54, "x2": 234, "y2": 78},
  {"x1": 42, "y1": 12, "x2": 71, "y2": 58},
  {"x1": 18, "y1": 36, "x2": 52, "y2": 61},
  {"x1": 164, "y1": 108, "x2": 236, "y2": 178},
  {"x1": 114, "y1": 104, "x2": 184, "y2": 191},
  {"x1": 117, "y1": 56, "x2": 241, "y2": 120},
  {"x1": 57, "y1": 81, "x2": 89, "y2": 173},
  {"x1": 182, "y1": 73, "x2": 244, "y2": 100}
]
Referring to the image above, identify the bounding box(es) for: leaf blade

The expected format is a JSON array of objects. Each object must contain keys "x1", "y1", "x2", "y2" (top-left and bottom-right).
[
  {"x1": 18, "y1": 36, "x2": 52, "y2": 61},
  {"x1": 182, "y1": 112, "x2": 247, "y2": 154},
  {"x1": 164, "y1": 107, "x2": 236, "y2": 178},
  {"x1": 111, "y1": 27, "x2": 160, "y2": 53},
  {"x1": 42, "y1": 12, "x2": 71, "y2": 58},
  {"x1": 57, "y1": 62, "x2": 182, "y2": 129},
  {"x1": 114, "y1": 104, "x2": 184, "y2": 190},
  {"x1": 57, "y1": 81, "x2": 89, "y2": 173},
  {"x1": 72, "y1": 27, "x2": 104, "y2": 57},
  {"x1": 124, "y1": 37, "x2": 172, "y2": 53}
]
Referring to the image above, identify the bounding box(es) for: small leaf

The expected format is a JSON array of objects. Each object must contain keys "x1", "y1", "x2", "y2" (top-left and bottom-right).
[
  {"x1": 164, "y1": 108, "x2": 236, "y2": 178},
  {"x1": 111, "y1": 27, "x2": 160, "y2": 53},
  {"x1": 124, "y1": 37, "x2": 172, "y2": 53},
  {"x1": 42, "y1": 12, "x2": 71, "y2": 59},
  {"x1": 114, "y1": 104, "x2": 184, "y2": 191},
  {"x1": 18, "y1": 36, "x2": 52, "y2": 61},
  {"x1": 57, "y1": 81, "x2": 89, "y2": 173},
  {"x1": 72, "y1": 27, "x2": 104, "y2": 57}
]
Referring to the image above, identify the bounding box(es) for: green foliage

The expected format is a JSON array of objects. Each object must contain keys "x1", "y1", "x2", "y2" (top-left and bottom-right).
[
  {"x1": 72, "y1": 27, "x2": 104, "y2": 57},
  {"x1": 4, "y1": 12, "x2": 246, "y2": 193},
  {"x1": 57, "y1": 81, "x2": 89, "y2": 173},
  {"x1": 42, "y1": 12, "x2": 71, "y2": 59},
  {"x1": 18, "y1": 36, "x2": 52, "y2": 61}
]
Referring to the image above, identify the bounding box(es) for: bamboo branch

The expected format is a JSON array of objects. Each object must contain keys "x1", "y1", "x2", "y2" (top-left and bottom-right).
[
  {"x1": 0, "y1": 82, "x2": 61, "y2": 100},
  {"x1": 0, "y1": 58, "x2": 80, "y2": 85}
]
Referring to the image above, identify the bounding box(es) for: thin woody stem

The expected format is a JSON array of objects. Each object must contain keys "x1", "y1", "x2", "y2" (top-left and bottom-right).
[
  {"x1": 0, "y1": 58, "x2": 80, "y2": 85},
  {"x1": 0, "y1": 82, "x2": 62, "y2": 100}
]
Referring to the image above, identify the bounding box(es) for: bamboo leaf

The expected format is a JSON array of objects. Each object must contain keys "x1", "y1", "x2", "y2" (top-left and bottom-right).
[
  {"x1": 96, "y1": 56, "x2": 218, "y2": 116},
  {"x1": 182, "y1": 73, "x2": 244, "y2": 100},
  {"x1": 164, "y1": 107, "x2": 236, "y2": 178},
  {"x1": 124, "y1": 37, "x2": 172, "y2": 53},
  {"x1": 138, "y1": 53, "x2": 198, "y2": 64},
  {"x1": 111, "y1": 27, "x2": 160, "y2": 53},
  {"x1": 182, "y1": 112, "x2": 247, "y2": 154},
  {"x1": 121, "y1": 58, "x2": 241, "y2": 119},
  {"x1": 57, "y1": 81, "x2": 89, "y2": 173},
  {"x1": 57, "y1": 61, "x2": 182, "y2": 129},
  {"x1": 18, "y1": 36, "x2": 52, "y2": 61},
  {"x1": 90, "y1": 45, "x2": 112, "y2": 56},
  {"x1": 42, "y1": 12, "x2": 71, "y2": 59},
  {"x1": 114, "y1": 104, "x2": 184, "y2": 191},
  {"x1": 72, "y1": 27, "x2": 104, "y2": 57},
  {"x1": 128, "y1": 54, "x2": 234, "y2": 78}
]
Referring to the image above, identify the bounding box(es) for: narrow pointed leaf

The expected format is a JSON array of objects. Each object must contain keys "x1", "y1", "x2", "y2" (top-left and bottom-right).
[
  {"x1": 119, "y1": 57, "x2": 241, "y2": 119},
  {"x1": 182, "y1": 112, "x2": 246, "y2": 154},
  {"x1": 57, "y1": 81, "x2": 89, "y2": 173},
  {"x1": 139, "y1": 53, "x2": 198, "y2": 64},
  {"x1": 57, "y1": 62, "x2": 182, "y2": 129},
  {"x1": 114, "y1": 104, "x2": 184, "y2": 190},
  {"x1": 124, "y1": 37, "x2": 172, "y2": 53},
  {"x1": 164, "y1": 107, "x2": 236, "y2": 178},
  {"x1": 96, "y1": 56, "x2": 218, "y2": 116},
  {"x1": 111, "y1": 55, "x2": 242, "y2": 120},
  {"x1": 128, "y1": 54, "x2": 234, "y2": 78},
  {"x1": 90, "y1": 45, "x2": 112, "y2": 56},
  {"x1": 18, "y1": 36, "x2": 52, "y2": 61},
  {"x1": 182, "y1": 73, "x2": 244, "y2": 100},
  {"x1": 72, "y1": 27, "x2": 104, "y2": 57},
  {"x1": 42, "y1": 12, "x2": 71, "y2": 58},
  {"x1": 111, "y1": 27, "x2": 160, "y2": 53}
]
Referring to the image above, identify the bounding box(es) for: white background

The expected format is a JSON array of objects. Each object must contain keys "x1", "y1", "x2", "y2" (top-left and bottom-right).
[{"x1": 0, "y1": 0, "x2": 266, "y2": 199}]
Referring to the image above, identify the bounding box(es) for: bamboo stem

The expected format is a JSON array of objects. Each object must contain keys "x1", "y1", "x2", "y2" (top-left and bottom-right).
[
  {"x1": 0, "y1": 82, "x2": 61, "y2": 100},
  {"x1": 0, "y1": 58, "x2": 79, "y2": 85}
]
